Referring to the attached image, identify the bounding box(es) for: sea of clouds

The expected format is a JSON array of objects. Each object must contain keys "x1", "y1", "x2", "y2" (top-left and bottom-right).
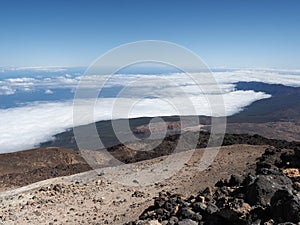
[{"x1": 0, "y1": 68, "x2": 300, "y2": 153}]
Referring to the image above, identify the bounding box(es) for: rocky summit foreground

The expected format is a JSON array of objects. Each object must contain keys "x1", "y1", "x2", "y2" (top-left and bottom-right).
[
  {"x1": 0, "y1": 133, "x2": 300, "y2": 224},
  {"x1": 0, "y1": 144, "x2": 267, "y2": 224},
  {"x1": 126, "y1": 144, "x2": 300, "y2": 225}
]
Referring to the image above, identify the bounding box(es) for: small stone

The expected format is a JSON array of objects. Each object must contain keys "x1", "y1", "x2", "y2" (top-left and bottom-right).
[
  {"x1": 39, "y1": 187, "x2": 48, "y2": 192},
  {"x1": 53, "y1": 184, "x2": 62, "y2": 192},
  {"x1": 192, "y1": 202, "x2": 206, "y2": 212},
  {"x1": 33, "y1": 211, "x2": 41, "y2": 216},
  {"x1": 178, "y1": 207, "x2": 195, "y2": 219},
  {"x1": 98, "y1": 171, "x2": 105, "y2": 176},
  {"x1": 294, "y1": 182, "x2": 300, "y2": 191},
  {"x1": 263, "y1": 219, "x2": 274, "y2": 225},
  {"x1": 229, "y1": 175, "x2": 242, "y2": 186},
  {"x1": 206, "y1": 203, "x2": 219, "y2": 214},
  {"x1": 132, "y1": 191, "x2": 146, "y2": 198},
  {"x1": 168, "y1": 216, "x2": 179, "y2": 225},
  {"x1": 283, "y1": 168, "x2": 300, "y2": 178},
  {"x1": 178, "y1": 219, "x2": 197, "y2": 225}
]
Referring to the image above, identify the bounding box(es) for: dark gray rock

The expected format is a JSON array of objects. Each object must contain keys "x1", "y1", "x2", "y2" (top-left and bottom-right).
[
  {"x1": 177, "y1": 207, "x2": 195, "y2": 220},
  {"x1": 205, "y1": 203, "x2": 219, "y2": 215},
  {"x1": 246, "y1": 174, "x2": 292, "y2": 206},
  {"x1": 168, "y1": 216, "x2": 178, "y2": 225},
  {"x1": 192, "y1": 202, "x2": 206, "y2": 213},
  {"x1": 270, "y1": 189, "x2": 300, "y2": 223},
  {"x1": 229, "y1": 175, "x2": 243, "y2": 186}
]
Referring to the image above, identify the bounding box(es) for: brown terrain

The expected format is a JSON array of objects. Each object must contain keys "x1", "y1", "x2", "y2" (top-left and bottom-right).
[
  {"x1": 0, "y1": 148, "x2": 91, "y2": 191},
  {"x1": 0, "y1": 144, "x2": 267, "y2": 224},
  {"x1": 225, "y1": 121, "x2": 300, "y2": 142},
  {"x1": 0, "y1": 128, "x2": 297, "y2": 191}
]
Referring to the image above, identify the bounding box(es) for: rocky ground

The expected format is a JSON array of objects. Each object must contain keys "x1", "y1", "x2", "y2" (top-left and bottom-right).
[
  {"x1": 126, "y1": 143, "x2": 300, "y2": 225},
  {"x1": 0, "y1": 132, "x2": 300, "y2": 224},
  {"x1": 0, "y1": 144, "x2": 268, "y2": 225},
  {"x1": 1, "y1": 131, "x2": 298, "y2": 191}
]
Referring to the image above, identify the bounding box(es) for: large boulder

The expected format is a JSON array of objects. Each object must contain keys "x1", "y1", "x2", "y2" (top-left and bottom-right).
[
  {"x1": 270, "y1": 189, "x2": 300, "y2": 223},
  {"x1": 246, "y1": 174, "x2": 292, "y2": 206}
]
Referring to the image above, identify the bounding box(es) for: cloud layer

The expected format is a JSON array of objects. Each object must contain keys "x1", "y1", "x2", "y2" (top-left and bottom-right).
[
  {"x1": 0, "y1": 68, "x2": 300, "y2": 153},
  {"x1": 0, "y1": 90, "x2": 270, "y2": 153},
  {"x1": 1, "y1": 68, "x2": 300, "y2": 96}
]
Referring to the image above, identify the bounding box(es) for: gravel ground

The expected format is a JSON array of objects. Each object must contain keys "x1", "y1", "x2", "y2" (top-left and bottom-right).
[{"x1": 0, "y1": 144, "x2": 267, "y2": 225}]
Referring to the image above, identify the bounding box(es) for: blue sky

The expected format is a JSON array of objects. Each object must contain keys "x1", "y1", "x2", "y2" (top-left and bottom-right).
[{"x1": 0, "y1": 0, "x2": 300, "y2": 68}]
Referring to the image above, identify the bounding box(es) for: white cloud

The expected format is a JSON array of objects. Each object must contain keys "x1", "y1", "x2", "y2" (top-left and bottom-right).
[
  {"x1": 0, "y1": 86, "x2": 16, "y2": 95},
  {"x1": 45, "y1": 89, "x2": 54, "y2": 94},
  {"x1": 1, "y1": 69, "x2": 300, "y2": 96},
  {"x1": 4, "y1": 66, "x2": 68, "y2": 72},
  {"x1": 6, "y1": 77, "x2": 37, "y2": 83},
  {"x1": 212, "y1": 69, "x2": 300, "y2": 87},
  {"x1": 0, "y1": 89, "x2": 271, "y2": 153}
]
